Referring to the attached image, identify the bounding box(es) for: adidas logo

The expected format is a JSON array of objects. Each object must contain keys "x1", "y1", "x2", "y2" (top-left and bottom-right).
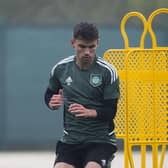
[
  {"x1": 65, "y1": 76, "x2": 73, "y2": 86},
  {"x1": 101, "y1": 159, "x2": 106, "y2": 167}
]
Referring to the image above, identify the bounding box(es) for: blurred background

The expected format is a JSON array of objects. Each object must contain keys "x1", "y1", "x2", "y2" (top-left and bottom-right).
[{"x1": 0, "y1": 0, "x2": 168, "y2": 151}]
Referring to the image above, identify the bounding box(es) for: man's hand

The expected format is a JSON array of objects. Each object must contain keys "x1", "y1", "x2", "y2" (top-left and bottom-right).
[
  {"x1": 49, "y1": 89, "x2": 63, "y2": 110},
  {"x1": 68, "y1": 103, "x2": 97, "y2": 118}
]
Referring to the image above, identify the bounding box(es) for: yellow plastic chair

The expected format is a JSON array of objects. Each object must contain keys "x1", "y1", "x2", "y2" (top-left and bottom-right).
[
  {"x1": 103, "y1": 11, "x2": 148, "y2": 168},
  {"x1": 125, "y1": 8, "x2": 168, "y2": 168}
]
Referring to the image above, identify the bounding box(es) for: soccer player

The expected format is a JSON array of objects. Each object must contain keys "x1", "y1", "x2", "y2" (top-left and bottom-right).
[{"x1": 44, "y1": 22, "x2": 120, "y2": 168}]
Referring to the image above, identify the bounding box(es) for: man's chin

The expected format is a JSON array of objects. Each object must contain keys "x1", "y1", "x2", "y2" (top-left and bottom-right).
[{"x1": 82, "y1": 58, "x2": 90, "y2": 64}]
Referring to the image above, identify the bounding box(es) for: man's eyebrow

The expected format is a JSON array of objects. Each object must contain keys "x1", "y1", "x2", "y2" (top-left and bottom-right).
[{"x1": 78, "y1": 44, "x2": 96, "y2": 48}]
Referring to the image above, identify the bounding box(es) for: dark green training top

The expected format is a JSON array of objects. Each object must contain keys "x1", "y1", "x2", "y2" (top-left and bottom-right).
[{"x1": 49, "y1": 55, "x2": 120, "y2": 145}]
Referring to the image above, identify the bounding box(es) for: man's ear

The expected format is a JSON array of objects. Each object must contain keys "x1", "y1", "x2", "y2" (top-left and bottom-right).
[
  {"x1": 71, "y1": 39, "x2": 75, "y2": 48},
  {"x1": 97, "y1": 38, "x2": 100, "y2": 47}
]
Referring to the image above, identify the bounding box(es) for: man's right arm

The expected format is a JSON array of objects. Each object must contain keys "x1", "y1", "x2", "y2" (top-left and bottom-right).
[
  {"x1": 45, "y1": 64, "x2": 64, "y2": 110},
  {"x1": 44, "y1": 88, "x2": 63, "y2": 110},
  {"x1": 44, "y1": 87, "x2": 55, "y2": 109}
]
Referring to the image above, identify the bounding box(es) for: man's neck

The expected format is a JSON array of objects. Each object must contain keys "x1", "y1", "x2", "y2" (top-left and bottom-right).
[
  {"x1": 76, "y1": 61, "x2": 91, "y2": 70},
  {"x1": 76, "y1": 57, "x2": 96, "y2": 70}
]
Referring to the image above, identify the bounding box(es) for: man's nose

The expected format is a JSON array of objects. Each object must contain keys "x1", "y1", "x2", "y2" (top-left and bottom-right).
[{"x1": 84, "y1": 48, "x2": 91, "y2": 54}]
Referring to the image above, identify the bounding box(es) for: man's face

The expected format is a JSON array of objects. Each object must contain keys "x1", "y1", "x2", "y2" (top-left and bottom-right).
[{"x1": 71, "y1": 39, "x2": 99, "y2": 65}]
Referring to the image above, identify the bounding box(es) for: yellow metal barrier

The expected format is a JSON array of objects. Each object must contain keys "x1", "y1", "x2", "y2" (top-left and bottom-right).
[
  {"x1": 148, "y1": 8, "x2": 168, "y2": 168},
  {"x1": 103, "y1": 8, "x2": 168, "y2": 168},
  {"x1": 126, "y1": 49, "x2": 168, "y2": 168},
  {"x1": 104, "y1": 11, "x2": 148, "y2": 168},
  {"x1": 148, "y1": 8, "x2": 168, "y2": 49},
  {"x1": 125, "y1": 8, "x2": 168, "y2": 168}
]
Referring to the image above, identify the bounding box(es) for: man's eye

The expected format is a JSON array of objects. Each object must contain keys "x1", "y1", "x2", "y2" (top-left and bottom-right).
[
  {"x1": 88, "y1": 45, "x2": 96, "y2": 49},
  {"x1": 78, "y1": 44, "x2": 96, "y2": 49},
  {"x1": 79, "y1": 44, "x2": 86, "y2": 48}
]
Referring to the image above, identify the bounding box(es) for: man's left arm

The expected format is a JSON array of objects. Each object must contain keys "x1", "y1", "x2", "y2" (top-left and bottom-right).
[
  {"x1": 68, "y1": 98, "x2": 118, "y2": 121},
  {"x1": 96, "y1": 98, "x2": 118, "y2": 121},
  {"x1": 69, "y1": 72, "x2": 120, "y2": 120}
]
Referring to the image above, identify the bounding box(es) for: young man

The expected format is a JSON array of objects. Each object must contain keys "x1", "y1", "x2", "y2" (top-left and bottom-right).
[{"x1": 45, "y1": 22, "x2": 120, "y2": 168}]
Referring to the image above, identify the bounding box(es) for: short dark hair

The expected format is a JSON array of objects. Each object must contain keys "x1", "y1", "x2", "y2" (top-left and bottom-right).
[{"x1": 73, "y1": 22, "x2": 99, "y2": 41}]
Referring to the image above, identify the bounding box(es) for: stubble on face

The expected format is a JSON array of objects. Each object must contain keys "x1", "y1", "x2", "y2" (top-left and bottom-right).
[{"x1": 71, "y1": 39, "x2": 98, "y2": 70}]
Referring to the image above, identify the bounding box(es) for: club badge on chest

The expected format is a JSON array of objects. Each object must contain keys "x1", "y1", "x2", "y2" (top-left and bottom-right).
[{"x1": 90, "y1": 74, "x2": 102, "y2": 87}]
